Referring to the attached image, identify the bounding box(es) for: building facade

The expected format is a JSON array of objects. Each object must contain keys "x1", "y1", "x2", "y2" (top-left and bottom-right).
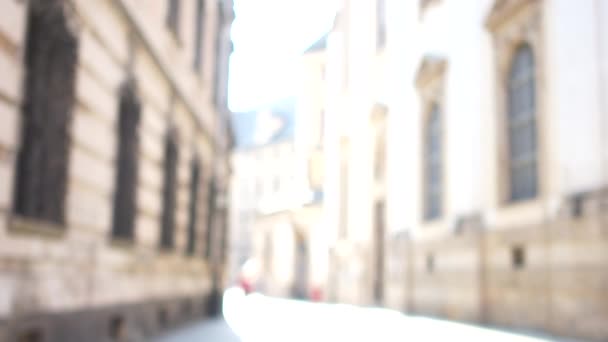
[
  {"x1": 229, "y1": 101, "x2": 302, "y2": 297},
  {"x1": 320, "y1": 0, "x2": 608, "y2": 341},
  {"x1": 229, "y1": 75, "x2": 328, "y2": 300},
  {"x1": 0, "y1": 0, "x2": 233, "y2": 340},
  {"x1": 322, "y1": 0, "x2": 389, "y2": 306}
]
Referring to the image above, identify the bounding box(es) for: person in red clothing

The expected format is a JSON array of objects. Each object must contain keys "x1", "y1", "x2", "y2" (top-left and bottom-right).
[
  {"x1": 239, "y1": 275, "x2": 253, "y2": 294},
  {"x1": 310, "y1": 286, "x2": 322, "y2": 302}
]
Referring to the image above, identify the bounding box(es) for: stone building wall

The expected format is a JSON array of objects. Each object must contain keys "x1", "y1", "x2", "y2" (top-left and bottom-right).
[
  {"x1": 0, "y1": 0, "x2": 233, "y2": 341},
  {"x1": 384, "y1": 195, "x2": 608, "y2": 341},
  {"x1": 379, "y1": 0, "x2": 608, "y2": 341}
]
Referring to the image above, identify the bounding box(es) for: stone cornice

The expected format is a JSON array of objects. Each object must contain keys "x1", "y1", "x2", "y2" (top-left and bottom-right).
[
  {"x1": 111, "y1": 0, "x2": 216, "y2": 148},
  {"x1": 415, "y1": 55, "x2": 447, "y2": 90},
  {"x1": 371, "y1": 102, "x2": 388, "y2": 122},
  {"x1": 485, "y1": 0, "x2": 540, "y2": 31},
  {"x1": 420, "y1": 0, "x2": 441, "y2": 15}
]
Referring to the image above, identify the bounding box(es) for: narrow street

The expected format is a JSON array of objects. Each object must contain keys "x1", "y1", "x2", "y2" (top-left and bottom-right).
[{"x1": 155, "y1": 288, "x2": 584, "y2": 342}]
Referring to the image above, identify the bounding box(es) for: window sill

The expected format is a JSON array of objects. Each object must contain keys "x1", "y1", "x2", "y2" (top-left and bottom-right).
[
  {"x1": 8, "y1": 216, "x2": 66, "y2": 240},
  {"x1": 109, "y1": 236, "x2": 136, "y2": 249},
  {"x1": 167, "y1": 28, "x2": 182, "y2": 48},
  {"x1": 159, "y1": 245, "x2": 176, "y2": 255},
  {"x1": 491, "y1": 197, "x2": 545, "y2": 229}
]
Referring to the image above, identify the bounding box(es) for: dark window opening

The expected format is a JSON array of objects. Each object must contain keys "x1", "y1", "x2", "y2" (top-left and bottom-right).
[
  {"x1": 507, "y1": 44, "x2": 537, "y2": 202},
  {"x1": 166, "y1": 0, "x2": 181, "y2": 37},
  {"x1": 157, "y1": 308, "x2": 169, "y2": 328},
  {"x1": 424, "y1": 104, "x2": 442, "y2": 220},
  {"x1": 571, "y1": 193, "x2": 585, "y2": 218},
  {"x1": 339, "y1": 157, "x2": 349, "y2": 239},
  {"x1": 160, "y1": 131, "x2": 179, "y2": 249},
  {"x1": 111, "y1": 81, "x2": 141, "y2": 241},
  {"x1": 205, "y1": 179, "x2": 216, "y2": 260},
  {"x1": 426, "y1": 254, "x2": 434, "y2": 273},
  {"x1": 374, "y1": 135, "x2": 385, "y2": 181},
  {"x1": 373, "y1": 200, "x2": 385, "y2": 303},
  {"x1": 18, "y1": 328, "x2": 43, "y2": 342},
  {"x1": 376, "y1": 0, "x2": 386, "y2": 49},
  {"x1": 186, "y1": 158, "x2": 201, "y2": 256},
  {"x1": 512, "y1": 245, "x2": 525, "y2": 270},
  {"x1": 219, "y1": 212, "x2": 228, "y2": 264},
  {"x1": 14, "y1": 0, "x2": 79, "y2": 225},
  {"x1": 213, "y1": 2, "x2": 225, "y2": 105},
  {"x1": 193, "y1": 0, "x2": 206, "y2": 71},
  {"x1": 108, "y1": 316, "x2": 125, "y2": 340},
  {"x1": 181, "y1": 299, "x2": 193, "y2": 317}
]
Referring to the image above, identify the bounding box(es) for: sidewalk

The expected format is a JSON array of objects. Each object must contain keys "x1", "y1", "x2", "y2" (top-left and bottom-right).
[{"x1": 152, "y1": 318, "x2": 240, "y2": 342}]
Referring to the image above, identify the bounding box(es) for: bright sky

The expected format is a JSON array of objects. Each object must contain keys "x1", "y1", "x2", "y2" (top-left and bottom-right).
[{"x1": 228, "y1": 0, "x2": 338, "y2": 112}]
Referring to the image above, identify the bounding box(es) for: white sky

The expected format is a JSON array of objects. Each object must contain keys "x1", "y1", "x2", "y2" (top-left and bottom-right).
[{"x1": 228, "y1": 0, "x2": 338, "y2": 112}]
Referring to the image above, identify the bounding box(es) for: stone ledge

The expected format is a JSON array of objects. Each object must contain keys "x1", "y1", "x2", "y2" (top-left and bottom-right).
[{"x1": 7, "y1": 216, "x2": 66, "y2": 240}]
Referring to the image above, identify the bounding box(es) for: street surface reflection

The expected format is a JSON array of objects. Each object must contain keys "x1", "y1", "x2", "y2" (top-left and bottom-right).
[{"x1": 222, "y1": 288, "x2": 571, "y2": 342}]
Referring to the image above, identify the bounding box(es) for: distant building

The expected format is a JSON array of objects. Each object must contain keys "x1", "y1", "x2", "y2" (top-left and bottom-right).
[
  {"x1": 229, "y1": 100, "x2": 300, "y2": 296},
  {"x1": 0, "y1": 0, "x2": 233, "y2": 340}
]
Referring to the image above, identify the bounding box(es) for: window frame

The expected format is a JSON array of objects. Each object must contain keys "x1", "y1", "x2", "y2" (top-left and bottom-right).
[{"x1": 486, "y1": 0, "x2": 545, "y2": 209}]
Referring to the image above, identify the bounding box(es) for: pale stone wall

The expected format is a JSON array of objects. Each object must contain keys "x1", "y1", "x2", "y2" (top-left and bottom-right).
[
  {"x1": 325, "y1": 0, "x2": 608, "y2": 340},
  {"x1": 0, "y1": 0, "x2": 233, "y2": 339}
]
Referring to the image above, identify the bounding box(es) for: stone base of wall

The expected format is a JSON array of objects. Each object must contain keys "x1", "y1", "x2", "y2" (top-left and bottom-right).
[
  {"x1": 383, "y1": 194, "x2": 608, "y2": 342},
  {"x1": 0, "y1": 293, "x2": 215, "y2": 342}
]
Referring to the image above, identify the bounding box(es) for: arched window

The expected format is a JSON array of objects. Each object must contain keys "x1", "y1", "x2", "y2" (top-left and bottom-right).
[
  {"x1": 424, "y1": 104, "x2": 442, "y2": 220},
  {"x1": 507, "y1": 44, "x2": 537, "y2": 201}
]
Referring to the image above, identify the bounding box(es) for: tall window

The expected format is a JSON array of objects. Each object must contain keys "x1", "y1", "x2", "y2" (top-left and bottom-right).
[
  {"x1": 205, "y1": 178, "x2": 216, "y2": 260},
  {"x1": 160, "y1": 131, "x2": 179, "y2": 249},
  {"x1": 14, "y1": 0, "x2": 79, "y2": 225},
  {"x1": 374, "y1": 135, "x2": 385, "y2": 181},
  {"x1": 111, "y1": 81, "x2": 141, "y2": 240},
  {"x1": 424, "y1": 104, "x2": 442, "y2": 220},
  {"x1": 186, "y1": 158, "x2": 201, "y2": 255},
  {"x1": 339, "y1": 141, "x2": 349, "y2": 238},
  {"x1": 373, "y1": 200, "x2": 385, "y2": 303},
  {"x1": 166, "y1": 0, "x2": 181, "y2": 37},
  {"x1": 376, "y1": 0, "x2": 386, "y2": 49},
  {"x1": 193, "y1": 0, "x2": 206, "y2": 71},
  {"x1": 507, "y1": 44, "x2": 537, "y2": 202},
  {"x1": 213, "y1": 1, "x2": 225, "y2": 105}
]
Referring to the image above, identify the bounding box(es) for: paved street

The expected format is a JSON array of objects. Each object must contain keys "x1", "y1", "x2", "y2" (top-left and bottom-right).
[
  {"x1": 153, "y1": 318, "x2": 240, "y2": 342},
  {"x1": 156, "y1": 288, "x2": 585, "y2": 342}
]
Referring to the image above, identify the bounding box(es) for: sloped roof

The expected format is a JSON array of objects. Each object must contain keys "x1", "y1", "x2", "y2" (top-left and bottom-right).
[
  {"x1": 303, "y1": 33, "x2": 328, "y2": 54},
  {"x1": 231, "y1": 99, "x2": 296, "y2": 150}
]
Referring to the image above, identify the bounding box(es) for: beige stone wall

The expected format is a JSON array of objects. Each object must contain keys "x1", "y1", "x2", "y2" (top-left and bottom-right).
[
  {"x1": 0, "y1": 0, "x2": 232, "y2": 330},
  {"x1": 384, "y1": 200, "x2": 608, "y2": 341}
]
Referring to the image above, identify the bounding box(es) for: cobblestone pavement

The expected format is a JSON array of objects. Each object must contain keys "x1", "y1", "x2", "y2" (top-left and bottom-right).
[{"x1": 155, "y1": 288, "x2": 586, "y2": 342}]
